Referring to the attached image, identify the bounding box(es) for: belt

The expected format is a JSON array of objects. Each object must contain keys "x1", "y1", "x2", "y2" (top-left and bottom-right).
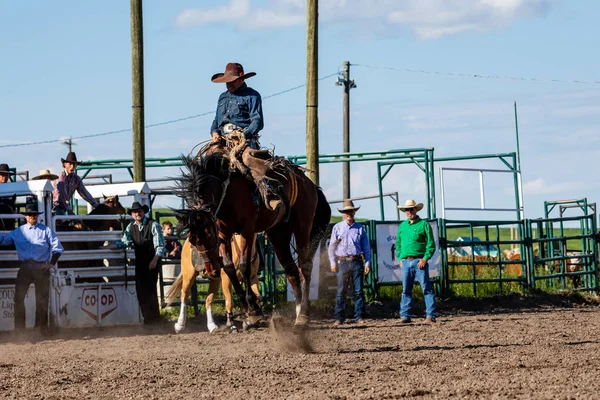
[
  {"x1": 405, "y1": 256, "x2": 424, "y2": 261},
  {"x1": 336, "y1": 255, "x2": 362, "y2": 262}
]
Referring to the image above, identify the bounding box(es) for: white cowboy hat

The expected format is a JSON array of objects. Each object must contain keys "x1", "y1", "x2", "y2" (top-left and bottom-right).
[
  {"x1": 397, "y1": 199, "x2": 424, "y2": 211},
  {"x1": 337, "y1": 199, "x2": 360, "y2": 213},
  {"x1": 32, "y1": 169, "x2": 58, "y2": 180}
]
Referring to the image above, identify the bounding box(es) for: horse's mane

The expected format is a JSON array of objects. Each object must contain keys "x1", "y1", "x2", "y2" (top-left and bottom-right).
[{"x1": 176, "y1": 152, "x2": 231, "y2": 209}]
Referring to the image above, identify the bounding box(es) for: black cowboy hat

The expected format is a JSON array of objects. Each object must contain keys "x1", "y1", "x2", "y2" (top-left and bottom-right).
[
  {"x1": 22, "y1": 202, "x2": 42, "y2": 215},
  {"x1": 211, "y1": 62, "x2": 256, "y2": 83},
  {"x1": 0, "y1": 164, "x2": 11, "y2": 175},
  {"x1": 127, "y1": 201, "x2": 149, "y2": 215},
  {"x1": 61, "y1": 152, "x2": 81, "y2": 165}
]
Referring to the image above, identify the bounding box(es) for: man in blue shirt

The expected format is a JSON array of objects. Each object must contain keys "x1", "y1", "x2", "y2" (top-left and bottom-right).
[
  {"x1": 328, "y1": 200, "x2": 371, "y2": 325},
  {"x1": 210, "y1": 62, "x2": 283, "y2": 212},
  {"x1": 0, "y1": 202, "x2": 64, "y2": 335},
  {"x1": 113, "y1": 202, "x2": 165, "y2": 325}
]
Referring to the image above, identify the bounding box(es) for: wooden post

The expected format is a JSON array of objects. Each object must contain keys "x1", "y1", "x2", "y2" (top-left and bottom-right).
[
  {"x1": 342, "y1": 61, "x2": 350, "y2": 200},
  {"x1": 131, "y1": 0, "x2": 146, "y2": 182},
  {"x1": 306, "y1": 0, "x2": 319, "y2": 185}
]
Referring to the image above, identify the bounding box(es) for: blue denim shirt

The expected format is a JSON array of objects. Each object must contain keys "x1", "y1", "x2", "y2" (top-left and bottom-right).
[
  {"x1": 210, "y1": 83, "x2": 264, "y2": 139},
  {"x1": 327, "y1": 221, "x2": 371, "y2": 267},
  {"x1": 0, "y1": 222, "x2": 64, "y2": 262}
]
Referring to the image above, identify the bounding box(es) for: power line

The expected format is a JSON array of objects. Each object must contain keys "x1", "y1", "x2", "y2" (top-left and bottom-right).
[
  {"x1": 352, "y1": 63, "x2": 600, "y2": 85},
  {"x1": 0, "y1": 72, "x2": 339, "y2": 149}
]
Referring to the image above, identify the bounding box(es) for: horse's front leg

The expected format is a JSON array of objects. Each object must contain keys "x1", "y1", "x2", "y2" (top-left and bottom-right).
[
  {"x1": 205, "y1": 275, "x2": 221, "y2": 333},
  {"x1": 237, "y1": 234, "x2": 262, "y2": 325},
  {"x1": 221, "y1": 240, "x2": 248, "y2": 312}
]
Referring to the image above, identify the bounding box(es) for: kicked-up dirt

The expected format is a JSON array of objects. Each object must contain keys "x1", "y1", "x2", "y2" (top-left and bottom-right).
[{"x1": 1, "y1": 293, "x2": 600, "y2": 399}]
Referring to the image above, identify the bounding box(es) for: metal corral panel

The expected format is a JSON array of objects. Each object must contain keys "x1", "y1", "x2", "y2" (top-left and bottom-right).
[
  {"x1": 56, "y1": 230, "x2": 123, "y2": 242},
  {"x1": 73, "y1": 182, "x2": 151, "y2": 200},
  {"x1": 58, "y1": 249, "x2": 135, "y2": 262}
]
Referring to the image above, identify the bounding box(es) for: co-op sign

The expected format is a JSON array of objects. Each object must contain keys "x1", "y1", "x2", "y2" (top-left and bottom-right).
[{"x1": 81, "y1": 287, "x2": 118, "y2": 321}]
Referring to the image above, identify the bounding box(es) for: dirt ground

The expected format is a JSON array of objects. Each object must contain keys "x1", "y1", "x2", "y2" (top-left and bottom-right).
[{"x1": 1, "y1": 293, "x2": 600, "y2": 399}]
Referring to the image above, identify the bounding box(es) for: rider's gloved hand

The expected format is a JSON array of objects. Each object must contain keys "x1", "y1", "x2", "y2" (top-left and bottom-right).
[{"x1": 211, "y1": 132, "x2": 221, "y2": 142}]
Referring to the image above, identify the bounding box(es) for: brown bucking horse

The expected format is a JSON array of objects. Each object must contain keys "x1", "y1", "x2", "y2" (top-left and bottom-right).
[{"x1": 175, "y1": 149, "x2": 330, "y2": 328}]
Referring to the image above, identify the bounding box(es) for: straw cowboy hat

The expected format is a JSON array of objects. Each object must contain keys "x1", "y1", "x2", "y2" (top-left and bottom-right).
[
  {"x1": 127, "y1": 201, "x2": 149, "y2": 215},
  {"x1": 0, "y1": 164, "x2": 11, "y2": 176},
  {"x1": 22, "y1": 202, "x2": 43, "y2": 215},
  {"x1": 211, "y1": 63, "x2": 256, "y2": 83},
  {"x1": 397, "y1": 199, "x2": 424, "y2": 212},
  {"x1": 61, "y1": 152, "x2": 81, "y2": 165},
  {"x1": 337, "y1": 199, "x2": 360, "y2": 213},
  {"x1": 32, "y1": 169, "x2": 58, "y2": 181}
]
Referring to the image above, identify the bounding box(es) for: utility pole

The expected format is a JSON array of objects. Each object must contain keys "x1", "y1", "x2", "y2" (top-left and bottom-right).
[
  {"x1": 305, "y1": 0, "x2": 319, "y2": 185},
  {"x1": 337, "y1": 61, "x2": 356, "y2": 200},
  {"x1": 131, "y1": 0, "x2": 146, "y2": 182},
  {"x1": 62, "y1": 137, "x2": 74, "y2": 153}
]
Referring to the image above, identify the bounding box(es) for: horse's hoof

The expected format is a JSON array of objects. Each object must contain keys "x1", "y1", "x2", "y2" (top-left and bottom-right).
[
  {"x1": 295, "y1": 314, "x2": 310, "y2": 326},
  {"x1": 242, "y1": 321, "x2": 249, "y2": 331},
  {"x1": 174, "y1": 323, "x2": 185, "y2": 334},
  {"x1": 207, "y1": 322, "x2": 219, "y2": 333},
  {"x1": 247, "y1": 314, "x2": 263, "y2": 326},
  {"x1": 228, "y1": 324, "x2": 238, "y2": 334}
]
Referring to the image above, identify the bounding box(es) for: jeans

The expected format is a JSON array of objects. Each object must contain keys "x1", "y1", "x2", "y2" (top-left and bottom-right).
[
  {"x1": 14, "y1": 262, "x2": 50, "y2": 332},
  {"x1": 334, "y1": 260, "x2": 365, "y2": 322},
  {"x1": 400, "y1": 258, "x2": 436, "y2": 319}
]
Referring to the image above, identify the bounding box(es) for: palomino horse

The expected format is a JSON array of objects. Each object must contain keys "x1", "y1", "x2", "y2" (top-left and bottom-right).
[
  {"x1": 175, "y1": 149, "x2": 330, "y2": 327},
  {"x1": 165, "y1": 234, "x2": 261, "y2": 333}
]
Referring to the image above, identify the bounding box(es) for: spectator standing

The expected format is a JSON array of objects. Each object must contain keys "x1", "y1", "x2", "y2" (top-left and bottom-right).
[
  {"x1": 395, "y1": 199, "x2": 437, "y2": 323},
  {"x1": 327, "y1": 200, "x2": 371, "y2": 325},
  {"x1": 0, "y1": 203, "x2": 63, "y2": 335},
  {"x1": 114, "y1": 202, "x2": 165, "y2": 325},
  {"x1": 162, "y1": 221, "x2": 182, "y2": 259}
]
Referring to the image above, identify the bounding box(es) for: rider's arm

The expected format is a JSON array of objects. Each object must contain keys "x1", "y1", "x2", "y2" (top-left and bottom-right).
[
  {"x1": 210, "y1": 93, "x2": 226, "y2": 136},
  {"x1": 244, "y1": 91, "x2": 264, "y2": 138},
  {"x1": 75, "y1": 176, "x2": 99, "y2": 208}
]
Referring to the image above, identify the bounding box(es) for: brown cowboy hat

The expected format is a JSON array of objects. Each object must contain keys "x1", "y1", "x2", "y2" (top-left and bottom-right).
[
  {"x1": 337, "y1": 199, "x2": 360, "y2": 213},
  {"x1": 127, "y1": 201, "x2": 149, "y2": 215},
  {"x1": 397, "y1": 199, "x2": 424, "y2": 212},
  {"x1": 211, "y1": 63, "x2": 256, "y2": 83},
  {"x1": 0, "y1": 164, "x2": 11, "y2": 175},
  {"x1": 32, "y1": 169, "x2": 59, "y2": 181},
  {"x1": 61, "y1": 152, "x2": 81, "y2": 165}
]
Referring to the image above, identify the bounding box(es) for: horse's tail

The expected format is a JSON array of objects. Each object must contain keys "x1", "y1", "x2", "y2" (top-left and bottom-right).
[
  {"x1": 165, "y1": 272, "x2": 184, "y2": 306},
  {"x1": 310, "y1": 187, "x2": 331, "y2": 246}
]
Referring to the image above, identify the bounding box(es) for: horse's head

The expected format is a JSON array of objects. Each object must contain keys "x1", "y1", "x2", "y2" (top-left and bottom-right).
[
  {"x1": 176, "y1": 155, "x2": 230, "y2": 214},
  {"x1": 102, "y1": 194, "x2": 126, "y2": 213},
  {"x1": 176, "y1": 206, "x2": 223, "y2": 275}
]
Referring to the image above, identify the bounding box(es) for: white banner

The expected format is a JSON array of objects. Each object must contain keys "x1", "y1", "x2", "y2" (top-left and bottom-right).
[
  {"x1": 376, "y1": 221, "x2": 440, "y2": 282},
  {"x1": 0, "y1": 286, "x2": 36, "y2": 331},
  {"x1": 55, "y1": 284, "x2": 141, "y2": 328},
  {"x1": 286, "y1": 244, "x2": 320, "y2": 302}
]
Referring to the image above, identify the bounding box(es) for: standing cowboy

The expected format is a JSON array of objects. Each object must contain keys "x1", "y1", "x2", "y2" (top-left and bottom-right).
[
  {"x1": 396, "y1": 199, "x2": 437, "y2": 323},
  {"x1": 210, "y1": 62, "x2": 282, "y2": 212},
  {"x1": 53, "y1": 152, "x2": 99, "y2": 215},
  {"x1": 0, "y1": 163, "x2": 12, "y2": 184},
  {"x1": 328, "y1": 200, "x2": 371, "y2": 325},
  {"x1": 0, "y1": 202, "x2": 63, "y2": 335},
  {"x1": 114, "y1": 202, "x2": 165, "y2": 325}
]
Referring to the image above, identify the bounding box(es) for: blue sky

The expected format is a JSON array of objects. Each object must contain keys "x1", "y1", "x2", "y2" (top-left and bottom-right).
[{"x1": 1, "y1": 0, "x2": 599, "y2": 220}]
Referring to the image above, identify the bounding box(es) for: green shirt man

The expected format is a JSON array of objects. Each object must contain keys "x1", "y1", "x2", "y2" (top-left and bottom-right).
[{"x1": 396, "y1": 214, "x2": 435, "y2": 269}]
